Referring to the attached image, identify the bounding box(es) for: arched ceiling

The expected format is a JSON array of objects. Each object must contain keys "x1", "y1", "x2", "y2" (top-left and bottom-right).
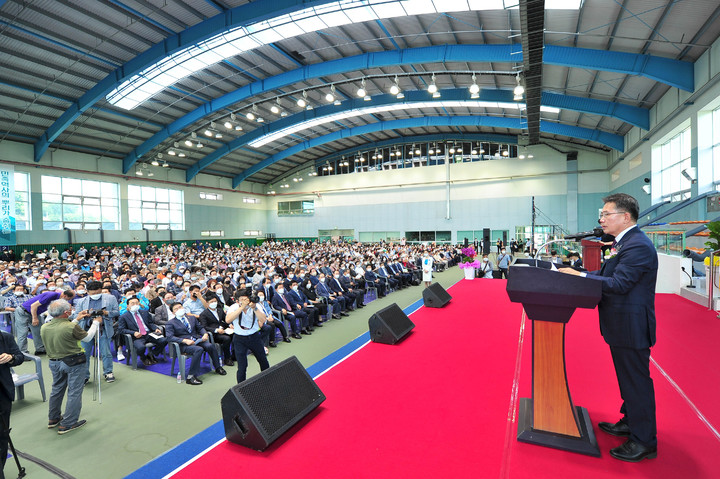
[{"x1": 1, "y1": 0, "x2": 719, "y2": 186}]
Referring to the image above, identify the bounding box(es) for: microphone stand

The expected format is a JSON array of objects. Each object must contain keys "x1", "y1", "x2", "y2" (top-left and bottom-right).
[{"x1": 681, "y1": 267, "x2": 695, "y2": 288}]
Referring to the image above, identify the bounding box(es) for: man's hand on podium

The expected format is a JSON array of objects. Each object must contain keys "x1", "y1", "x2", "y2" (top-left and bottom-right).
[{"x1": 559, "y1": 267, "x2": 583, "y2": 276}]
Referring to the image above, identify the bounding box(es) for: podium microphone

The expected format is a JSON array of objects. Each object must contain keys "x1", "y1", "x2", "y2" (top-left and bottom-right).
[
  {"x1": 681, "y1": 266, "x2": 696, "y2": 288},
  {"x1": 564, "y1": 227, "x2": 603, "y2": 241}
]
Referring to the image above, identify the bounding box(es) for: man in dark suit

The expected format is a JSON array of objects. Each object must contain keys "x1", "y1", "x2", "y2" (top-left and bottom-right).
[
  {"x1": 364, "y1": 265, "x2": 386, "y2": 297},
  {"x1": 165, "y1": 302, "x2": 226, "y2": 385},
  {"x1": 0, "y1": 331, "x2": 24, "y2": 472},
  {"x1": 339, "y1": 272, "x2": 365, "y2": 308},
  {"x1": 198, "y1": 293, "x2": 234, "y2": 366},
  {"x1": 316, "y1": 273, "x2": 347, "y2": 318},
  {"x1": 117, "y1": 296, "x2": 167, "y2": 366},
  {"x1": 561, "y1": 193, "x2": 658, "y2": 462},
  {"x1": 328, "y1": 272, "x2": 358, "y2": 310},
  {"x1": 287, "y1": 280, "x2": 322, "y2": 327},
  {"x1": 153, "y1": 291, "x2": 175, "y2": 326},
  {"x1": 271, "y1": 284, "x2": 310, "y2": 337}
]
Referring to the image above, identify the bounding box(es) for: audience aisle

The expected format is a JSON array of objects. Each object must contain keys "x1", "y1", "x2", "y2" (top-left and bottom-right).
[{"x1": 7, "y1": 266, "x2": 462, "y2": 479}]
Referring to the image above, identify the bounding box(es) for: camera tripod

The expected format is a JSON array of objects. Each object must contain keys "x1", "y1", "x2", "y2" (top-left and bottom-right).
[
  {"x1": 91, "y1": 330, "x2": 102, "y2": 404},
  {"x1": 0, "y1": 412, "x2": 26, "y2": 479}
]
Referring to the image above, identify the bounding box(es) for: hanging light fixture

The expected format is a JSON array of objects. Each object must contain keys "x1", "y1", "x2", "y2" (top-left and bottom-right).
[
  {"x1": 326, "y1": 85, "x2": 336, "y2": 103},
  {"x1": 469, "y1": 73, "x2": 480, "y2": 98},
  {"x1": 357, "y1": 79, "x2": 366, "y2": 98},
  {"x1": 428, "y1": 73, "x2": 438, "y2": 94},
  {"x1": 390, "y1": 75, "x2": 402, "y2": 97},
  {"x1": 514, "y1": 73, "x2": 525, "y2": 101},
  {"x1": 297, "y1": 91, "x2": 307, "y2": 108}
]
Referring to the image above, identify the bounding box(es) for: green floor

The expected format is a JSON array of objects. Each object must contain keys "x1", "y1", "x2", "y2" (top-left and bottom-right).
[{"x1": 8, "y1": 267, "x2": 462, "y2": 479}]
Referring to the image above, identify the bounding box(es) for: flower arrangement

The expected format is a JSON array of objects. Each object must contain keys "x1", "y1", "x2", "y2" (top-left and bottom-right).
[{"x1": 459, "y1": 246, "x2": 481, "y2": 269}]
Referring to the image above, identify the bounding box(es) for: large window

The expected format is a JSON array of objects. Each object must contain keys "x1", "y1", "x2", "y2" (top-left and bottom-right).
[
  {"x1": 713, "y1": 107, "x2": 720, "y2": 186},
  {"x1": 128, "y1": 185, "x2": 184, "y2": 230},
  {"x1": 278, "y1": 200, "x2": 314, "y2": 216},
  {"x1": 404, "y1": 231, "x2": 451, "y2": 243},
  {"x1": 658, "y1": 127, "x2": 691, "y2": 201},
  {"x1": 14, "y1": 172, "x2": 30, "y2": 230},
  {"x1": 42, "y1": 176, "x2": 120, "y2": 230}
]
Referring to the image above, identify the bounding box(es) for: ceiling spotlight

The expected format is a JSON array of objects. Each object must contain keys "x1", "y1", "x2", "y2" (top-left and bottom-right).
[
  {"x1": 204, "y1": 128, "x2": 213, "y2": 137},
  {"x1": 271, "y1": 104, "x2": 280, "y2": 114},
  {"x1": 136, "y1": 166, "x2": 143, "y2": 176},
  {"x1": 469, "y1": 73, "x2": 480, "y2": 95},
  {"x1": 151, "y1": 158, "x2": 159, "y2": 166},
  {"x1": 297, "y1": 97, "x2": 306, "y2": 108},
  {"x1": 357, "y1": 79, "x2": 366, "y2": 98},
  {"x1": 280, "y1": 110, "x2": 288, "y2": 117},
  {"x1": 293, "y1": 177, "x2": 299, "y2": 182},
  {"x1": 528, "y1": 154, "x2": 534, "y2": 159},
  {"x1": 178, "y1": 152, "x2": 186, "y2": 158},
  {"x1": 428, "y1": 74, "x2": 438, "y2": 94},
  {"x1": 197, "y1": 142, "x2": 204, "y2": 148},
  {"x1": 246, "y1": 111, "x2": 255, "y2": 120},
  {"x1": 390, "y1": 76, "x2": 401, "y2": 96},
  {"x1": 184, "y1": 139, "x2": 193, "y2": 147},
  {"x1": 471, "y1": 149, "x2": 477, "y2": 155},
  {"x1": 168, "y1": 150, "x2": 176, "y2": 156},
  {"x1": 257, "y1": 117, "x2": 264, "y2": 123},
  {"x1": 326, "y1": 85, "x2": 336, "y2": 103},
  {"x1": 224, "y1": 121, "x2": 233, "y2": 129},
  {"x1": 514, "y1": 73, "x2": 525, "y2": 100},
  {"x1": 449, "y1": 147, "x2": 455, "y2": 154},
  {"x1": 215, "y1": 132, "x2": 223, "y2": 139},
  {"x1": 432, "y1": 91, "x2": 441, "y2": 98},
  {"x1": 162, "y1": 161, "x2": 169, "y2": 168},
  {"x1": 479, "y1": 148, "x2": 485, "y2": 154},
  {"x1": 235, "y1": 125, "x2": 243, "y2": 131},
  {"x1": 502, "y1": 149, "x2": 509, "y2": 156},
  {"x1": 519, "y1": 154, "x2": 526, "y2": 159},
  {"x1": 429, "y1": 149, "x2": 434, "y2": 155},
  {"x1": 147, "y1": 170, "x2": 154, "y2": 177},
  {"x1": 415, "y1": 149, "x2": 420, "y2": 155}
]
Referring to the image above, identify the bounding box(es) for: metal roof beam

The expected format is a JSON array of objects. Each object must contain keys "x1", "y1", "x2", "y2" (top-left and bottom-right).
[{"x1": 231, "y1": 115, "x2": 622, "y2": 187}]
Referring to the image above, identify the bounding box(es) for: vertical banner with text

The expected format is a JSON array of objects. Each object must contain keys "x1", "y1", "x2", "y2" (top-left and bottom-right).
[{"x1": 0, "y1": 164, "x2": 16, "y2": 247}]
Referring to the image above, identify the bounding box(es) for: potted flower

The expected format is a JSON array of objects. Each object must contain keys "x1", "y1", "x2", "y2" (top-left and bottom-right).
[{"x1": 458, "y1": 246, "x2": 481, "y2": 280}]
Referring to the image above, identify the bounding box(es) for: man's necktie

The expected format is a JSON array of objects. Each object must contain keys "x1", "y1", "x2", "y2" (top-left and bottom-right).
[
  {"x1": 134, "y1": 312, "x2": 146, "y2": 335},
  {"x1": 281, "y1": 293, "x2": 291, "y2": 310},
  {"x1": 182, "y1": 317, "x2": 191, "y2": 333}
]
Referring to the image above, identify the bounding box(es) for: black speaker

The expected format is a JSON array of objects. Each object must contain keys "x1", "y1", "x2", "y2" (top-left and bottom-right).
[
  {"x1": 464, "y1": 237, "x2": 469, "y2": 247},
  {"x1": 369, "y1": 303, "x2": 415, "y2": 345},
  {"x1": 221, "y1": 356, "x2": 325, "y2": 451},
  {"x1": 422, "y1": 282, "x2": 452, "y2": 308},
  {"x1": 483, "y1": 228, "x2": 491, "y2": 254}
]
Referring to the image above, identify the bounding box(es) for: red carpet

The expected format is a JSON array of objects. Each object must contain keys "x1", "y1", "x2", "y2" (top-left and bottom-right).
[{"x1": 170, "y1": 280, "x2": 720, "y2": 478}]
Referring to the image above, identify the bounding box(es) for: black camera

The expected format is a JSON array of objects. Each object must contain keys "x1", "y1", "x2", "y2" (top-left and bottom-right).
[
  {"x1": 87, "y1": 308, "x2": 105, "y2": 318},
  {"x1": 249, "y1": 294, "x2": 260, "y2": 304}
]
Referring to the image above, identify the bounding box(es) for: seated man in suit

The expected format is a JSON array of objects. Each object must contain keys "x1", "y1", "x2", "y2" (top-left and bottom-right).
[
  {"x1": 117, "y1": 296, "x2": 167, "y2": 366},
  {"x1": 288, "y1": 280, "x2": 323, "y2": 327},
  {"x1": 567, "y1": 252, "x2": 583, "y2": 268},
  {"x1": 271, "y1": 283, "x2": 310, "y2": 337},
  {"x1": 316, "y1": 273, "x2": 347, "y2": 319},
  {"x1": 165, "y1": 302, "x2": 226, "y2": 385},
  {"x1": 153, "y1": 291, "x2": 176, "y2": 326},
  {"x1": 297, "y1": 279, "x2": 329, "y2": 321},
  {"x1": 340, "y1": 270, "x2": 366, "y2": 308},
  {"x1": 376, "y1": 263, "x2": 400, "y2": 291},
  {"x1": 328, "y1": 271, "x2": 359, "y2": 310},
  {"x1": 364, "y1": 264, "x2": 386, "y2": 297},
  {"x1": 389, "y1": 260, "x2": 413, "y2": 287},
  {"x1": 198, "y1": 293, "x2": 234, "y2": 366}
]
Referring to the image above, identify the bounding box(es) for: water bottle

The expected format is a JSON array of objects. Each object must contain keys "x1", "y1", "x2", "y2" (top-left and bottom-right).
[{"x1": 177, "y1": 372, "x2": 182, "y2": 384}]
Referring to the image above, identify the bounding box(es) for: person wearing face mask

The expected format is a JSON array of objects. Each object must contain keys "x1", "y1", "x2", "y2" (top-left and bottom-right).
[
  {"x1": 73, "y1": 281, "x2": 120, "y2": 383},
  {"x1": 271, "y1": 284, "x2": 310, "y2": 338},
  {"x1": 364, "y1": 264, "x2": 387, "y2": 297},
  {"x1": 166, "y1": 302, "x2": 226, "y2": 385},
  {"x1": 328, "y1": 271, "x2": 360, "y2": 311},
  {"x1": 497, "y1": 248, "x2": 512, "y2": 279},
  {"x1": 315, "y1": 274, "x2": 346, "y2": 319},
  {"x1": 256, "y1": 290, "x2": 290, "y2": 347},
  {"x1": 118, "y1": 296, "x2": 167, "y2": 366},
  {"x1": 339, "y1": 270, "x2": 366, "y2": 308},
  {"x1": 198, "y1": 293, "x2": 234, "y2": 366},
  {"x1": 2, "y1": 285, "x2": 28, "y2": 324},
  {"x1": 16, "y1": 288, "x2": 76, "y2": 356},
  {"x1": 421, "y1": 251, "x2": 434, "y2": 287},
  {"x1": 225, "y1": 293, "x2": 269, "y2": 384},
  {"x1": 478, "y1": 254, "x2": 494, "y2": 279}
]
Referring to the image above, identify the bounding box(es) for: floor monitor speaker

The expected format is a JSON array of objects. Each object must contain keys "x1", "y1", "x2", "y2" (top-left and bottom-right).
[
  {"x1": 221, "y1": 356, "x2": 325, "y2": 451},
  {"x1": 369, "y1": 303, "x2": 415, "y2": 345},
  {"x1": 422, "y1": 282, "x2": 452, "y2": 308}
]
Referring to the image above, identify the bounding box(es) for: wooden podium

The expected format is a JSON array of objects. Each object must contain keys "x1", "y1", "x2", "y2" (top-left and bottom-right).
[
  {"x1": 506, "y1": 263, "x2": 602, "y2": 456},
  {"x1": 581, "y1": 239, "x2": 604, "y2": 272}
]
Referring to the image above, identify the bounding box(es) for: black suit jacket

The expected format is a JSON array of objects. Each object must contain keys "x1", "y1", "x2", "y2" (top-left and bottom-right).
[
  {"x1": 588, "y1": 226, "x2": 657, "y2": 349},
  {"x1": 0, "y1": 331, "x2": 25, "y2": 402},
  {"x1": 165, "y1": 316, "x2": 207, "y2": 343},
  {"x1": 118, "y1": 309, "x2": 158, "y2": 336},
  {"x1": 198, "y1": 307, "x2": 227, "y2": 333}
]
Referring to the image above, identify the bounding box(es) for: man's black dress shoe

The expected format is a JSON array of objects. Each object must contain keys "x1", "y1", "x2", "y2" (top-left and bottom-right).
[
  {"x1": 268, "y1": 342, "x2": 277, "y2": 348},
  {"x1": 224, "y1": 359, "x2": 235, "y2": 366},
  {"x1": 283, "y1": 337, "x2": 292, "y2": 343},
  {"x1": 332, "y1": 314, "x2": 341, "y2": 319},
  {"x1": 610, "y1": 439, "x2": 657, "y2": 462},
  {"x1": 301, "y1": 329, "x2": 311, "y2": 335},
  {"x1": 292, "y1": 333, "x2": 302, "y2": 339},
  {"x1": 340, "y1": 312, "x2": 349, "y2": 317},
  {"x1": 314, "y1": 322, "x2": 323, "y2": 327},
  {"x1": 186, "y1": 376, "x2": 203, "y2": 385},
  {"x1": 598, "y1": 420, "x2": 631, "y2": 437},
  {"x1": 215, "y1": 367, "x2": 227, "y2": 375}
]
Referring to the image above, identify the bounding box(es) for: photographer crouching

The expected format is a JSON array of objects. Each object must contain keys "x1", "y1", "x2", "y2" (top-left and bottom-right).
[
  {"x1": 40, "y1": 299, "x2": 103, "y2": 434},
  {"x1": 73, "y1": 281, "x2": 119, "y2": 383}
]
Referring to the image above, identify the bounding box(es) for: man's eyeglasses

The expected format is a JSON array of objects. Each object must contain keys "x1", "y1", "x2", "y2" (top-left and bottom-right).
[{"x1": 599, "y1": 211, "x2": 627, "y2": 219}]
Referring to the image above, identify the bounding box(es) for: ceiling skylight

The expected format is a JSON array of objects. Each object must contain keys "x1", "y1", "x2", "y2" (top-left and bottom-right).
[
  {"x1": 248, "y1": 100, "x2": 560, "y2": 148},
  {"x1": 106, "y1": 0, "x2": 581, "y2": 110}
]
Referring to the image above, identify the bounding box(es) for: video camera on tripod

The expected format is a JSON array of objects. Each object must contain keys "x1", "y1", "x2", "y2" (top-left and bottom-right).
[{"x1": 81, "y1": 308, "x2": 105, "y2": 330}]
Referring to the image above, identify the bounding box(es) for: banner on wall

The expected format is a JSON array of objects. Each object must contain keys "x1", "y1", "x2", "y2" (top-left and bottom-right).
[{"x1": 0, "y1": 164, "x2": 16, "y2": 247}]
